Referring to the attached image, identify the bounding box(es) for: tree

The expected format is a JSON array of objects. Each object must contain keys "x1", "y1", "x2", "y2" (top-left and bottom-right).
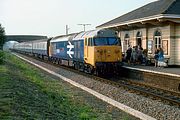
[{"x1": 0, "y1": 24, "x2": 6, "y2": 50}]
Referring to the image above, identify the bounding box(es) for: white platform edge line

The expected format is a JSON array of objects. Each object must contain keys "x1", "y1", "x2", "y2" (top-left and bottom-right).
[
  {"x1": 13, "y1": 53, "x2": 156, "y2": 120},
  {"x1": 123, "y1": 66, "x2": 180, "y2": 78}
]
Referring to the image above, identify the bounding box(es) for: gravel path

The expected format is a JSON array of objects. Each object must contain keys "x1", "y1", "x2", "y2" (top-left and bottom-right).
[{"x1": 16, "y1": 53, "x2": 180, "y2": 120}]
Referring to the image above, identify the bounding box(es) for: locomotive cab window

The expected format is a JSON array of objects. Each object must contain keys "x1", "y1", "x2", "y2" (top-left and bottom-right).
[
  {"x1": 88, "y1": 38, "x2": 91, "y2": 46},
  {"x1": 109, "y1": 37, "x2": 121, "y2": 46},
  {"x1": 94, "y1": 37, "x2": 120, "y2": 46},
  {"x1": 85, "y1": 38, "x2": 87, "y2": 46},
  {"x1": 90, "y1": 38, "x2": 94, "y2": 46},
  {"x1": 88, "y1": 38, "x2": 94, "y2": 46}
]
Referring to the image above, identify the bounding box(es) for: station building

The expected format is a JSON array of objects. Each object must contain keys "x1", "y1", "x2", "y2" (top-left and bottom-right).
[{"x1": 97, "y1": 0, "x2": 180, "y2": 65}]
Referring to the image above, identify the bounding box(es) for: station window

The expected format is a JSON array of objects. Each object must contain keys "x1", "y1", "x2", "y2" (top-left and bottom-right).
[{"x1": 154, "y1": 30, "x2": 162, "y2": 49}]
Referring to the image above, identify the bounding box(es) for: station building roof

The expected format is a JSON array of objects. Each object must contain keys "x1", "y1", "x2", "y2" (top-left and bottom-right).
[{"x1": 97, "y1": 0, "x2": 180, "y2": 29}]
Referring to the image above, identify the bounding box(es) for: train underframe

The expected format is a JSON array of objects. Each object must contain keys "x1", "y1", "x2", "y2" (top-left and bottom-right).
[
  {"x1": 95, "y1": 62, "x2": 122, "y2": 75},
  {"x1": 73, "y1": 61, "x2": 123, "y2": 76},
  {"x1": 12, "y1": 50, "x2": 122, "y2": 76},
  {"x1": 49, "y1": 56, "x2": 122, "y2": 76}
]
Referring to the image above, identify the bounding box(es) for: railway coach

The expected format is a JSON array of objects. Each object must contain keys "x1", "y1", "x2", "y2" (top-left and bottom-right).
[
  {"x1": 13, "y1": 39, "x2": 51, "y2": 59},
  {"x1": 13, "y1": 29, "x2": 123, "y2": 75}
]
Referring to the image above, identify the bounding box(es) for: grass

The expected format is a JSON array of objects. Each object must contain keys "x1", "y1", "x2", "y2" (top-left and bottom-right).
[
  {"x1": 0, "y1": 50, "x2": 4, "y2": 64},
  {"x1": 0, "y1": 52, "x2": 99, "y2": 120},
  {"x1": 0, "y1": 52, "x2": 135, "y2": 120}
]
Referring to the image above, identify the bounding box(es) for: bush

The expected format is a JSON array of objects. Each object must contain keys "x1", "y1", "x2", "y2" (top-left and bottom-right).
[{"x1": 0, "y1": 51, "x2": 4, "y2": 64}]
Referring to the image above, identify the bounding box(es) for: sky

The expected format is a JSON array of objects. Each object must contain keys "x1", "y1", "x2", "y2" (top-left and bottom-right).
[{"x1": 0, "y1": 0, "x2": 157, "y2": 37}]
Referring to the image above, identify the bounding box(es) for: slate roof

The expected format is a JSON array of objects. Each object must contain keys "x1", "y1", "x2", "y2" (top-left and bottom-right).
[{"x1": 97, "y1": 0, "x2": 180, "y2": 28}]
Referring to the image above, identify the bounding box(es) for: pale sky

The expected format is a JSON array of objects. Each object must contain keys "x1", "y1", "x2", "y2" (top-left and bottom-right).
[{"x1": 0, "y1": 0, "x2": 156, "y2": 37}]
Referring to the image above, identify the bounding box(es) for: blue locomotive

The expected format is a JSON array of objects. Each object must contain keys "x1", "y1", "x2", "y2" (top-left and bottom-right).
[{"x1": 13, "y1": 29, "x2": 122, "y2": 75}]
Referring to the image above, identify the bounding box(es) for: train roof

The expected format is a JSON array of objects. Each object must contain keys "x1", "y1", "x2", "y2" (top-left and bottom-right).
[
  {"x1": 50, "y1": 34, "x2": 76, "y2": 42},
  {"x1": 32, "y1": 38, "x2": 50, "y2": 43},
  {"x1": 73, "y1": 29, "x2": 118, "y2": 40},
  {"x1": 51, "y1": 29, "x2": 117, "y2": 42}
]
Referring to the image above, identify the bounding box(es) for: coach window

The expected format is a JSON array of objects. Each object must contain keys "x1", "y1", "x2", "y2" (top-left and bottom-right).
[{"x1": 154, "y1": 30, "x2": 161, "y2": 49}]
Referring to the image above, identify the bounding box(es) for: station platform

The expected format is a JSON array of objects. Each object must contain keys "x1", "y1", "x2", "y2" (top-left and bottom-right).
[
  {"x1": 123, "y1": 63, "x2": 180, "y2": 77},
  {"x1": 120, "y1": 63, "x2": 180, "y2": 92}
]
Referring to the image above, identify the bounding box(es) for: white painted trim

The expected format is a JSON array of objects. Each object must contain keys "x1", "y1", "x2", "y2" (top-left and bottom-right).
[
  {"x1": 13, "y1": 53, "x2": 156, "y2": 120},
  {"x1": 162, "y1": 14, "x2": 180, "y2": 19},
  {"x1": 123, "y1": 66, "x2": 180, "y2": 78}
]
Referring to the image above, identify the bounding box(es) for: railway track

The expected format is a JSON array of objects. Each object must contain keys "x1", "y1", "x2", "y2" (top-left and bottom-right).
[
  {"x1": 114, "y1": 78, "x2": 180, "y2": 106},
  {"x1": 15, "y1": 52, "x2": 180, "y2": 106}
]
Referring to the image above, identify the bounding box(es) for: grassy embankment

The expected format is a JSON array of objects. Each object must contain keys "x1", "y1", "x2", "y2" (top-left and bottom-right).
[
  {"x1": 0, "y1": 51, "x2": 103, "y2": 119},
  {"x1": 0, "y1": 51, "x2": 133, "y2": 120}
]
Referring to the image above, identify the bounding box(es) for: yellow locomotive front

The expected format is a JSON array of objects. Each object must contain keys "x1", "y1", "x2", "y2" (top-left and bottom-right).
[{"x1": 84, "y1": 29, "x2": 122, "y2": 75}]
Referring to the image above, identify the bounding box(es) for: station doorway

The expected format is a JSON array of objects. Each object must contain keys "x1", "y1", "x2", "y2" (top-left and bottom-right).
[{"x1": 136, "y1": 31, "x2": 142, "y2": 48}]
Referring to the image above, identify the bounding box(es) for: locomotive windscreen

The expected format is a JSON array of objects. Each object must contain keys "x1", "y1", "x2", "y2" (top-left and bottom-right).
[{"x1": 93, "y1": 37, "x2": 120, "y2": 46}]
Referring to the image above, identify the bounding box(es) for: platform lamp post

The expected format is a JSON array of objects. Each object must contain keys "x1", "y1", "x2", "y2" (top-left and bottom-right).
[
  {"x1": 77, "y1": 24, "x2": 91, "y2": 31},
  {"x1": 66, "y1": 25, "x2": 70, "y2": 35}
]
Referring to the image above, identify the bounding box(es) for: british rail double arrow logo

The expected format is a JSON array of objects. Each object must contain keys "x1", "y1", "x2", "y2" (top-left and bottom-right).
[{"x1": 67, "y1": 41, "x2": 74, "y2": 58}]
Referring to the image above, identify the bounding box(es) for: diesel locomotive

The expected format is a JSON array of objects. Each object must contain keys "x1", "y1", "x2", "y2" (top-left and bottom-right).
[{"x1": 13, "y1": 29, "x2": 122, "y2": 75}]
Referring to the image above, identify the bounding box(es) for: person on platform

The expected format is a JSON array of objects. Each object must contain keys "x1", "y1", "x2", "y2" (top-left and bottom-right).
[
  {"x1": 131, "y1": 46, "x2": 137, "y2": 65},
  {"x1": 154, "y1": 48, "x2": 159, "y2": 67},
  {"x1": 137, "y1": 46, "x2": 143, "y2": 64},
  {"x1": 126, "y1": 45, "x2": 132, "y2": 65},
  {"x1": 157, "y1": 47, "x2": 164, "y2": 67}
]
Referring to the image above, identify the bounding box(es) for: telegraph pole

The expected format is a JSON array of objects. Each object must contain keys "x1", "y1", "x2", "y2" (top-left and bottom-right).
[
  {"x1": 66, "y1": 25, "x2": 70, "y2": 35},
  {"x1": 77, "y1": 24, "x2": 91, "y2": 31}
]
